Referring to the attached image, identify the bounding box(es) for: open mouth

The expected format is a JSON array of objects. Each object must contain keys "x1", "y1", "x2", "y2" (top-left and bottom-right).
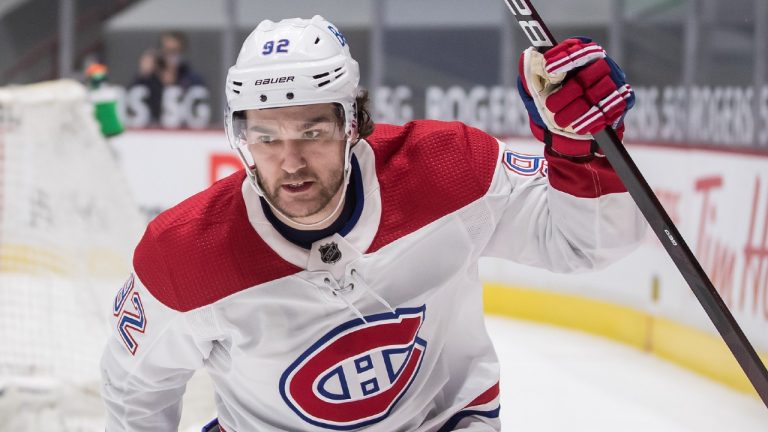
[{"x1": 282, "y1": 181, "x2": 314, "y2": 193}]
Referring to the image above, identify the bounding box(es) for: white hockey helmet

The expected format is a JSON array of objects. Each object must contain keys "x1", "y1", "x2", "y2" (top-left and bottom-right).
[
  {"x1": 225, "y1": 15, "x2": 360, "y2": 164},
  {"x1": 224, "y1": 16, "x2": 360, "y2": 226}
]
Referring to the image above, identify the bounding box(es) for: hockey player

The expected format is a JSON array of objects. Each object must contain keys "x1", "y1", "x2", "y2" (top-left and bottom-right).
[{"x1": 101, "y1": 16, "x2": 645, "y2": 431}]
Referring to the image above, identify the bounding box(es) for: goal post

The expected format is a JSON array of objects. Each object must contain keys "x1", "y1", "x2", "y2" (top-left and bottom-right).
[{"x1": 0, "y1": 80, "x2": 145, "y2": 431}]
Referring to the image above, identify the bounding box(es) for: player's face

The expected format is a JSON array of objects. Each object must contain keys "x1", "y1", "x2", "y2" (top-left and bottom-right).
[{"x1": 244, "y1": 104, "x2": 346, "y2": 223}]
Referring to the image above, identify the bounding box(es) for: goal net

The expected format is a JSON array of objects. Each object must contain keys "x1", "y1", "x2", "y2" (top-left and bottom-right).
[{"x1": 0, "y1": 80, "x2": 145, "y2": 431}]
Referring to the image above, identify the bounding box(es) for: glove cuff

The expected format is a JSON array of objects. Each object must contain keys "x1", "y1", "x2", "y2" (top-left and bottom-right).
[
  {"x1": 530, "y1": 118, "x2": 625, "y2": 160},
  {"x1": 544, "y1": 146, "x2": 627, "y2": 197}
]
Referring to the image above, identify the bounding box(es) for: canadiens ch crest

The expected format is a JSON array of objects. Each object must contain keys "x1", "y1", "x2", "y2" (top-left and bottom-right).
[
  {"x1": 279, "y1": 306, "x2": 428, "y2": 430},
  {"x1": 319, "y1": 241, "x2": 342, "y2": 264}
]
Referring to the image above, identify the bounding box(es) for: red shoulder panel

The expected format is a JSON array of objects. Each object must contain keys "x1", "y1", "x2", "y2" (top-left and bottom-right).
[
  {"x1": 367, "y1": 120, "x2": 499, "y2": 253},
  {"x1": 133, "y1": 170, "x2": 301, "y2": 312}
]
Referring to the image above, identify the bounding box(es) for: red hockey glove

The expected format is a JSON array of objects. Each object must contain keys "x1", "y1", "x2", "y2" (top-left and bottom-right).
[{"x1": 517, "y1": 37, "x2": 635, "y2": 159}]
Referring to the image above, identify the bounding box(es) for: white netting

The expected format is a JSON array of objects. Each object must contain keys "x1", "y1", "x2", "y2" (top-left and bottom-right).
[{"x1": 0, "y1": 80, "x2": 145, "y2": 430}]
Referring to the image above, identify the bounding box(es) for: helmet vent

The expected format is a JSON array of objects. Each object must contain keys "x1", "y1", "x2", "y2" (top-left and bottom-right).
[
  {"x1": 233, "y1": 89, "x2": 241, "y2": 94},
  {"x1": 314, "y1": 36, "x2": 321, "y2": 44},
  {"x1": 312, "y1": 65, "x2": 347, "y2": 88},
  {"x1": 232, "y1": 81, "x2": 243, "y2": 87}
]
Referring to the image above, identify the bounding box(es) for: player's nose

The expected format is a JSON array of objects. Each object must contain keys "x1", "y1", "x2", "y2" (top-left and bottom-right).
[{"x1": 280, "y1": 140, "x2": 307, "y2": 174}]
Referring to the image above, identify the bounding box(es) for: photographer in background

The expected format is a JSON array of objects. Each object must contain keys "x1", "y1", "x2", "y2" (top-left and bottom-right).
[{"x1": 133, "y1": 31, "x2": 205, "y2": 125}]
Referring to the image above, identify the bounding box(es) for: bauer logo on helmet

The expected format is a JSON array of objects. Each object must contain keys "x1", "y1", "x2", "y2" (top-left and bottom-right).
[{"x1": 254, "y1": 76, "x2": 295, "y2": 86}]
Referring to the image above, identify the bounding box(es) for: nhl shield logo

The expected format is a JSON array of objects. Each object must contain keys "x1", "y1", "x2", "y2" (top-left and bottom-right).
[
  {"x1": 279, "y1": 306, "x2": 428, "y2": 430},
  {"x1": 319, "y1": 242, "x2": 342, "y2": 264}
]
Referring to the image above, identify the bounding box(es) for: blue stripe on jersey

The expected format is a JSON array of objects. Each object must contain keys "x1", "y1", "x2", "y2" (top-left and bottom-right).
[{"x1": 437, "y1": 405, "x2": 501, "y2": 432}]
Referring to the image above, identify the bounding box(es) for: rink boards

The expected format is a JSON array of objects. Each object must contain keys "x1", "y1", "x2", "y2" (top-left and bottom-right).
[{"x1": 483, "y1": 138, "x2": 768, "y2": 396}]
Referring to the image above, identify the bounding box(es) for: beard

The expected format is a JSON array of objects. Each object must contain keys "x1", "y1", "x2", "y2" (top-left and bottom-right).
[{"x1": 259, "y1": 168, "x2": 345, "y2": 219}]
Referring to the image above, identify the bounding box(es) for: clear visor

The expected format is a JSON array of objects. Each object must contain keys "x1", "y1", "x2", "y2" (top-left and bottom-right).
[{"x1": 229, "y1": 111, "x2": 347, "y2": 149}]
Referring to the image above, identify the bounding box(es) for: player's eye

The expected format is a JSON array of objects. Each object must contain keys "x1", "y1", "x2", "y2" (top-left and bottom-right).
[
  {"x1": 256, "y1": 135, "x2": 276, "y2": 144},
  {"x1": 302, "y1": 129, "x2": 322, "y2": 140}
]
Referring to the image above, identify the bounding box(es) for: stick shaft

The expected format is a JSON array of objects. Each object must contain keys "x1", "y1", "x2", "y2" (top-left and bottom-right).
[{"x1": 503, "y1": 0, "x2": 768, "y2": 408}]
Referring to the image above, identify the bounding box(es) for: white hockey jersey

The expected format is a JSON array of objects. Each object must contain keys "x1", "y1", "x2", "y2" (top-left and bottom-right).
[{"x1": 101, "y1": 120, "x2": 646, "y2": 431}]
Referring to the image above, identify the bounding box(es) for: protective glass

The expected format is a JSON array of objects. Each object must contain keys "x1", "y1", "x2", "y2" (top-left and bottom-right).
[
  {"x1": 225, "y1": 104, "x2": 351, "y2": 183},
  {"x1": 229, "y1": 112, "x2": 346, "y2": 150}
]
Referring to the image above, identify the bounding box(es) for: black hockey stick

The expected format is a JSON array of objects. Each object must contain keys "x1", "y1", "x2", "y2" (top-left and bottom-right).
[{"x1": 502, "y1": 0, "x2": 768, "y2": 408}]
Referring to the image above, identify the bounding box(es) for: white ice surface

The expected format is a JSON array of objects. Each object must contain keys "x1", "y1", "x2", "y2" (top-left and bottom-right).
[{"x1": 485, "y1": 316, "x2": 768, "y2": 432}]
